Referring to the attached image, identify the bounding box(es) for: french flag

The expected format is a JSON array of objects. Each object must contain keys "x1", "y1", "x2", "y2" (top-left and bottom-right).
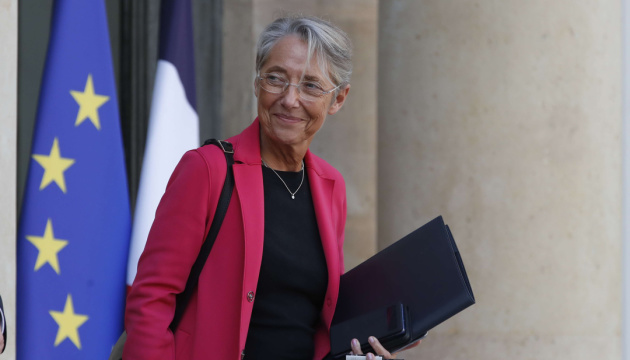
[{"x1": 126, "y1": 0, "x2": 199, "y2": 287}]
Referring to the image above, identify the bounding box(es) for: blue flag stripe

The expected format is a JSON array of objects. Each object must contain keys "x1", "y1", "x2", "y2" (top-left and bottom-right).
[
  {"x1": 17, "y1": 0, "x2": 130, "y2": 358},
  {"x1": 158, "y1": 0, "x2": 197, "y2": 110}
]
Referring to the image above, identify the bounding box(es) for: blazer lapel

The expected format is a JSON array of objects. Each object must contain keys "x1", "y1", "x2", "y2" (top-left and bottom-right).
[
  {"x1": 229, "y1": 120, "x2": 266, "y2": 348},
  {"x1": 306, "y1": 157, "x2": 340, "y2": 328},
  {"x1": 233, "y1": 162, "x2": 265, "y2": 291}
]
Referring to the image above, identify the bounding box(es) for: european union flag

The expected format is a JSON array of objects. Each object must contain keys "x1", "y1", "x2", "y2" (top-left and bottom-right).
[{"x1": 17, "y1": 1, "x2": 130, "y2": 359}]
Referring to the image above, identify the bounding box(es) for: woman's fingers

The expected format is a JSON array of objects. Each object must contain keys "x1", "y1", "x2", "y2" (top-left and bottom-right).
[
  {"x1": 351, "y1": 336, "x2": 417, "y2": 359},
  {"x1": 368, "y1": 336, "x2": 393, "y2": 359},
  {"x1": 351, "y1": 338, "x2": 362, "y2": 355},
  {"x1": 349, "y1": 338, "x2": 380, "y2": 359}
]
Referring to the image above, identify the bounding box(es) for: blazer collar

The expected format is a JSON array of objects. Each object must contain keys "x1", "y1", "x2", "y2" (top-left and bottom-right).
[{"x1": 230, "y1": 118, "x2": 263, "y2": 165}]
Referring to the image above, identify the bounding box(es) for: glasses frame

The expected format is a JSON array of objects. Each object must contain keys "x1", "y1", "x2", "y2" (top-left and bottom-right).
[{"x1": 257, "y1": 73, "x2": 341, "y2": 102}]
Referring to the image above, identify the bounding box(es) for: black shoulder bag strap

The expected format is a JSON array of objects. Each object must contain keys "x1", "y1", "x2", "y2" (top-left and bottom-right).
[{"x1": 170, "y1": 139, "x2": 235, "y2": 331}]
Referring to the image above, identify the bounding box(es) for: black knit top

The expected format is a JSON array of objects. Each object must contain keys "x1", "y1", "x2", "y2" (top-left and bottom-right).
[{"x1": 243, "y1": 165, "x2": 329, "y2": 359}]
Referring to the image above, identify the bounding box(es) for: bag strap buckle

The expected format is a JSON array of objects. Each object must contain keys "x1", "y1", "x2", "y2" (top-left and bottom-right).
[{"x1": 204, "y1": 139, "x2": 234, "y2": 154}]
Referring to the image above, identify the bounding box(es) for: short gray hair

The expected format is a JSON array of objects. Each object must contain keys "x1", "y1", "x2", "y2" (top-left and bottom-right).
[{"x1": 256, "y1": 16, "x2": 353, "y2": 88}]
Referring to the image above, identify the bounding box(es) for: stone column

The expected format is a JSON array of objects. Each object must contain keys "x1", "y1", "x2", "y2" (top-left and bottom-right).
[
  {"x1": 0, "y1": 1, "x2": 17, "y2": 358},
  {"x1": 250, "y1": 0, "x2": 379, "y2": 268},
  {"x1": 378, "y1": 1, "x2": 622, "y2": 359},
  {"x1": 222, "y1": 0, "x2": 256, "y2": 138}
]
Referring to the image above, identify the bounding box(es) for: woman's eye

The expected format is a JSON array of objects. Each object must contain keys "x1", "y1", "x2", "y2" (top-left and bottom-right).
[
  {"x1": 303, "y1": 82, "x2": 322, "y2": 91},
  {"x1": 266, "y1": 74, "x2": 285, "y2": 83}
]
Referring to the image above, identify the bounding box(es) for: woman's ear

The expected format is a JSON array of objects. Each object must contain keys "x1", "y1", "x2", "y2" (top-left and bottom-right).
[
  {"x1": 254, "y1": 77, "x2": 259, "y2": 98},
  {"x1": 328, "y1": 84, "x2": 351, "y2": 115}
]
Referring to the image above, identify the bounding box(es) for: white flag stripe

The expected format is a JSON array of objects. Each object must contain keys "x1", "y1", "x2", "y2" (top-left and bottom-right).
[{"x1": 126, "y1": 60, "x2": 199, "y2": 285}]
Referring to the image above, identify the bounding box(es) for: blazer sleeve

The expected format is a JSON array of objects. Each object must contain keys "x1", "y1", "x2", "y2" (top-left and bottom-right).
[{"x1": 123, "y1": 151, "x2": 214, "y2": 360}]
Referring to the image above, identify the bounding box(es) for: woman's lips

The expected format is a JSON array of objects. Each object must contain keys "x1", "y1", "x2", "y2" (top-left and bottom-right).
[{"x1": 274, "y1": 113, "x2": 303, "y2": 123}]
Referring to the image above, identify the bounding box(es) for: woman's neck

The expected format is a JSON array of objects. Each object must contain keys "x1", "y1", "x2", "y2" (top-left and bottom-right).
[{"x1": 260, "y1": 135, "x2": 307, "y2": 172}]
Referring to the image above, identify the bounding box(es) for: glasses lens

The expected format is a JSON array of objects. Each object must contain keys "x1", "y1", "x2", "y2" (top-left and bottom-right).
[
  {"x1": 299, "y1": 82, "x2": 325, "y2": 101},
  {"x1": 259, "y1": 74, "x2": 332, "y2": 102},
  {"x1": 261, "y1": 74, "x2": 286, "y2": 93}
]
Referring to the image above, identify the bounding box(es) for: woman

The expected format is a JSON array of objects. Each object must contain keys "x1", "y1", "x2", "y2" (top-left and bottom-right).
[
  {"x1": 0, "y1": 295, "x2": 6, "y2": 354},
  {"x1": 123, "y1": 16, "x2": 404, "y2": 360}
]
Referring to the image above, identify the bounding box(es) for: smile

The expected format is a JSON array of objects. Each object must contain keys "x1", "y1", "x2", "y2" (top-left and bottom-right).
[{"x1": 274, "y1": 113, "x2": 303, "y2": 123}]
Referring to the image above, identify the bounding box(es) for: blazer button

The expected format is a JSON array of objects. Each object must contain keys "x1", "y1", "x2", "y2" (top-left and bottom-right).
[{"x1": 247, "y1": 291, "x2": 255, "y2": 302}]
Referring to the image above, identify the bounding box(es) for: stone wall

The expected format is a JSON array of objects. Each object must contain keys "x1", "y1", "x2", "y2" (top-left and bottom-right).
[{"x1": 378, "y1": 1, "x2": 622, "y2": 359}]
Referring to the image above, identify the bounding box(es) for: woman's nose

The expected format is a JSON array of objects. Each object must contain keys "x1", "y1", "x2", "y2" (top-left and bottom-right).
[{"x1": 280, "y1": 84, "x2": 301, "y2": 108}]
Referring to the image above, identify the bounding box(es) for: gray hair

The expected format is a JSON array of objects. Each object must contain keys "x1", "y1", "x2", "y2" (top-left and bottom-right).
[{"x1": 255, "y1": 16, "x2": 353, "y2": 88}]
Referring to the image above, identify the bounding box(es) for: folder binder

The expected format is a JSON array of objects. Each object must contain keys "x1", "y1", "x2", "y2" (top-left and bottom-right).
[{"x1": 330, "y1": 216, "x2": 475, "y2": 358}]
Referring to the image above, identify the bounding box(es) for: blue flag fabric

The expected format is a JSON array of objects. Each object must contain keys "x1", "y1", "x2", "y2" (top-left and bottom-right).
[{"x1": 17, "y1": 1, "x2": 130, "y2": 359}]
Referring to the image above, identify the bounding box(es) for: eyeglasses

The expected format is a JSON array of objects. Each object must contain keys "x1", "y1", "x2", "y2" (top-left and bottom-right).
[{"x1": 257, "y1": 73, "x2": 341, "y2": 102}]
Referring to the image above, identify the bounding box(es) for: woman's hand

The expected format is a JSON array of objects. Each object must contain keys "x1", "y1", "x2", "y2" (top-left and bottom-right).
[{"x1": 350, "y1": 336, "x2": 421, "y2": 359}]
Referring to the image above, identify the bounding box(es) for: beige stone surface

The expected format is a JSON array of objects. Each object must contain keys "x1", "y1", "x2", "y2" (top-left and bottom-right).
[
  {"x1": 252, "y1": 0, "x2": 379, "y2": 269},
  {"x1": 222, "y1": 0, "x2": 256, "y2": 138},
  {"x1": 404, "y1": 333, "x2": 618, "y2": 360},
  {"x1": 379, "y1": 1, "x2": 622, "y2": 359},
  {"x1": 0, "y1": 1, "x2": 17, "y2": 359}
]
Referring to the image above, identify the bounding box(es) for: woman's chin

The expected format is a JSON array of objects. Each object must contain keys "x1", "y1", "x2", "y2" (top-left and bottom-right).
[
  {"x1": 275, "y1": 135, "x2": 305, "y2": 147},
  {"x1": 260, "y1": 119, "x2": 312, "y2": 149},
  {"x1": 268, "y1": 130, "x2": 307, "y2": 147}
]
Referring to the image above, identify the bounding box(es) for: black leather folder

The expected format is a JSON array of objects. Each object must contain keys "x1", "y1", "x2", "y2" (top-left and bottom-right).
[{"x1": 330, "y1": 216, "x2": 475, "y2": 358}]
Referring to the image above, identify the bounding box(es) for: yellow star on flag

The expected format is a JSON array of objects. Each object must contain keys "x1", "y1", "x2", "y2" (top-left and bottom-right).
[
  {"x1": 25, "y1": 218, "x2": 68, "y2": 274},
  {"x1": 70, "y1": 74, "x2": 109, "y2": 130},
  {"x1": 49, "y1": 294, "x2": 89, "y2": 349},
  {"x1": 32, "y1": 137, "x2": 75, "y2": 193}
]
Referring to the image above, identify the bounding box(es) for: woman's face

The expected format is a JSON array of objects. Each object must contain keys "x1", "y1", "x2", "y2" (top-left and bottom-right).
[{"x1": 256, "y1": 35, "x2": 349, "y2": 150}]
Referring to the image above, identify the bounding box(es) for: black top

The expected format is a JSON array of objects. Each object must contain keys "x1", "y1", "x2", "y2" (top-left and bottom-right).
[{"x1": 244, "y1": 165, "x2": 329, "y2": 360}]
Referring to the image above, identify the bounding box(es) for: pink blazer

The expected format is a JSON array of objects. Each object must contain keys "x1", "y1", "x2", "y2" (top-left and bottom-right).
[{"x1": 123, "y1": 119, "x2": 347, "y2": 360}]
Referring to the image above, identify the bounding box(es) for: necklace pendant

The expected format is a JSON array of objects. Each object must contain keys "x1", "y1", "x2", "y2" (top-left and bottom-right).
[{"x1": 292, "y1": 195, "x2": 295, "y2": 199}]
